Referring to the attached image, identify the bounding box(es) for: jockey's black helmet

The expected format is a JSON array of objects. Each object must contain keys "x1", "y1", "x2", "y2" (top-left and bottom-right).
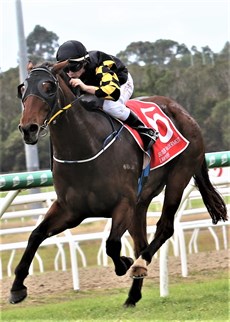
[{"x1": 56, "y1": 40, "x2": 89, "y2": 62}]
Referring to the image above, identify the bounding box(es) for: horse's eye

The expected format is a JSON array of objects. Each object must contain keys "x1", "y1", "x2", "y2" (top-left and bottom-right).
[
  {"x1": 17, "y1": 84, "x2": 26, "y2": 99},
  {"x1": 42, "y1": 81, "x2": 56, "y2": 95},
  {"x1": 20, "y1": 85, "x2": 25, "y2": 95}
]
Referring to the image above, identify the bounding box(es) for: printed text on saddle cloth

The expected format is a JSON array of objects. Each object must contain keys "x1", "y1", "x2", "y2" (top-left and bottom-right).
[{"x1": 125, "y1": 100, "x2": 190, "y2": 170}]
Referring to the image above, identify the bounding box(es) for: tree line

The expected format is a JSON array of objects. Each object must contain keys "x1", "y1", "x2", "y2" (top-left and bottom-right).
[{"x1": 0, "y1": 25, "x2": 229, "y2": 173}]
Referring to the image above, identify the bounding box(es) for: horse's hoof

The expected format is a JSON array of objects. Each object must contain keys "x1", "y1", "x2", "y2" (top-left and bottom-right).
[
  {"x1": 130, "y1": 256, "x2": 148, "y2": 279},
  {"x1": 121, "y1": 256, "x2": 134, "y2": 269},
  {"x1": 123, "y1": 301, "x2": 136, "y2": 308},
  {"x1": 115, "y1": 256, "x2": 134, "y2": 276},
  {"x1": 9, "y1": 287, "x2": 27, "y2": 304},
  {"x1": 130, "y1": 265, "x2": 148, "y2": 279}
]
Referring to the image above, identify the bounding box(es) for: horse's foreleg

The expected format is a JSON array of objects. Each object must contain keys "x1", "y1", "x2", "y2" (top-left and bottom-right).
[
  {"x1": 106, "y1": 200, "x2": 134, "y2": 277},
  {"x1": 10, "y1": 201, "x2": 72, "y2": 304},
  {"x1": 123, "y1": 203, "x2": 149, "y2": 307}
]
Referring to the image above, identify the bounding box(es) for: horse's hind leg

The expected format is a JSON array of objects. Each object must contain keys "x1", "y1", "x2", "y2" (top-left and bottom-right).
[
  {"x1": 131, "y1": 167, "x2": 194, "y2": 276},
  {"x1": 10, "y1": 200, "x2": 75, "y2": 304}
]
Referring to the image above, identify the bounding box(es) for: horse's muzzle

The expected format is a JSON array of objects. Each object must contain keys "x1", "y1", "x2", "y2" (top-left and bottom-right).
[{"x1": 18, "y1": 123, "x2": 40, "y2": 145}]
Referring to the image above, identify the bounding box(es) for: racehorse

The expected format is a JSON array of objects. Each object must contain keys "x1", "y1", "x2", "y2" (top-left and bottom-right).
[{"x1": 10, "y1": 61, "x2": 227, "y2": 306}]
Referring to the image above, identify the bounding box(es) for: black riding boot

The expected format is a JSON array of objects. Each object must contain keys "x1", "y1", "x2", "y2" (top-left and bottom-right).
[{"x1": 125, "y1": 111, "x2": 159, "y2": 151}]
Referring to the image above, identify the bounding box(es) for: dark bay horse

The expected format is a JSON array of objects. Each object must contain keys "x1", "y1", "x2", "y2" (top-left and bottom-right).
[{"x1": 11, "y1": 61, "x2": 227, "y2": 306}]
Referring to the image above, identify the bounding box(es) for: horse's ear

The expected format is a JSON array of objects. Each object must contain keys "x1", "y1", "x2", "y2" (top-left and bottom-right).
[
  {"x1": 52, "y1": 60, "x2": 68, "y2": 74},
  {"x1": 27, "y1": 61, "x2": 34, "y2": 72}
]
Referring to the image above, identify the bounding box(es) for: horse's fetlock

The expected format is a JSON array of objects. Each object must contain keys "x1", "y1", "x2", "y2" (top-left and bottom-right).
[
  {"x1": 14, "y1": 266, "x2": 29, "y2": 280},
  {"x1": 11, "y1": 279, "x2": 26, "y2": 292},
  {"x1": 140, "y1": 251, "x2": 152, "y2": 264},
  {"x1": 125, "y1": 290, "x2": 142, "y2": 307}
]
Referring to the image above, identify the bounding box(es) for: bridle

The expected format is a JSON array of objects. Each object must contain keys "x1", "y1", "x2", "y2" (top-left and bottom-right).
[{"x1": 18, "y1": 66, "x2": 70, "y2": 130}]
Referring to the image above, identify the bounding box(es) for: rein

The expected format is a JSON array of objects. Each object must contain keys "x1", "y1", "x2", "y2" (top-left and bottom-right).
[
  {"x1": 45, "y1": 92, "x2": 124, "y2": 164},
  {"x1": 49, "y1": 99, "x2": 124, "y2": 164},
  {"x1": 53, "y1": 125, "x2": 124, "y2": 164},
  {"x1": 49, "y1": 98, "x2": 124, "y2": 164},
  {"x1": 47, "y1": 101, "x2": 75, "y2": 125}
]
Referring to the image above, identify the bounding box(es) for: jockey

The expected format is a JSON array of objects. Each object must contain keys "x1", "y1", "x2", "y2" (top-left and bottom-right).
[{"x1": 56, "y1": 40, "x2": 158, "y2": 150}]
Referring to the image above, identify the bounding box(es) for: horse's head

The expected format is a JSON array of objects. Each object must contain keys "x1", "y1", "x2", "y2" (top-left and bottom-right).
[{"x1": 18, "y1": 61, "x2": 70, "y2": 144}]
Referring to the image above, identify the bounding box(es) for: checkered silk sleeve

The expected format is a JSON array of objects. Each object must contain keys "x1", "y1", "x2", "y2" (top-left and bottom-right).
[{"x1": 95, "y1": 60, "x2": 121, "y2": 101}]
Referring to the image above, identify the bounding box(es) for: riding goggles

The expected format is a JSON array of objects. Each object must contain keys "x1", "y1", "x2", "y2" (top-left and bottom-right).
[{"x1": 64, "y1": 61, "x2": 85, "y2": 73}]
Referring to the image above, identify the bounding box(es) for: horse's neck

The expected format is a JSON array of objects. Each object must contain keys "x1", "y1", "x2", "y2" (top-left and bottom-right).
[
  {"x1": 51, "y1": 76, "x2": 86, "y2": 154},
  {"x1": 50, "y1": 75, "x2": 117, "y2": 160},
  {"x1": 49, "y1": 102, "x2": 112, "y2": 161}
]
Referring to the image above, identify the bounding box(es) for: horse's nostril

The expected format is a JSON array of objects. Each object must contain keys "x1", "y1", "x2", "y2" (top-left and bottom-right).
[
  {"x1": 29, "y1": 124, "x2": 39, "y2": 133},
  {"x1": 18, "y1": 123, "x2": 39, "y2": 135}
]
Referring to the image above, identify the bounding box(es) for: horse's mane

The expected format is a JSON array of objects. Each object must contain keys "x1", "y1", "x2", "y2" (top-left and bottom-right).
[
  {"x1": 32, "y1": 61, "x2": 76, "y2": 94},
  {"x1": 35, "y1": 61, "x2": 54, "y2": 69}
]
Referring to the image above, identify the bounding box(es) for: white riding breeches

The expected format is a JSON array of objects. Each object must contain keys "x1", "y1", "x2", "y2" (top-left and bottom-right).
[{"x1": 102, "y1": 73, "x2": 134, "y2": 121}]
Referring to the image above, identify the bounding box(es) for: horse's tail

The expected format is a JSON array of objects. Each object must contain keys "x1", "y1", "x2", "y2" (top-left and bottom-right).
[{"x1": 193, "y1": 158, "x2": 228, "y2": 224}]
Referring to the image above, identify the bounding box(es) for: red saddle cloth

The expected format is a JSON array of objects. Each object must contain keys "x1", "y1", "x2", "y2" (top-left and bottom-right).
[{"x1": 125, "y1": 100, "x2": 189, "y2": 170}]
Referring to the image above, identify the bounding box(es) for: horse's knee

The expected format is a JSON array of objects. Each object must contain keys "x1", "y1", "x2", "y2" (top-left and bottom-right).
[
  {"x1": 27, "y1": 226, "x2": 46, "y2": 247},
  {"x1": 106, "y1": 238, "x2": 121, "y2": 258},
  {"x1": 155, "y1": 216, "x2": 174, "y2": 236}
]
